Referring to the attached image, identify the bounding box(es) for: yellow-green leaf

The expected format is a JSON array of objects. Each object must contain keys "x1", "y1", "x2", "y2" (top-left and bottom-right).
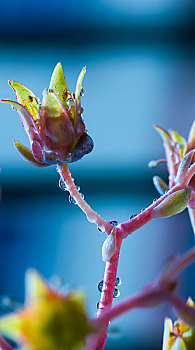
[
  {"x1": 14, "y1": 141, "x2": 48, "y2": 167},
  {"x1": 153, "y1": 176, "x2": 169, "y2": 195},
  {"x1": 151, "y1": 188, "x2": 191, "y2": 218},
  {"x1": 9, "y1": 81, "x2": 39, "y2": 121},
  {"x1": 75, "y1": 66, "x2": 86, "y2": 107},
  {"x1": 188, "y1": 121, "x2": 195, "y2": 149},
  {"x1": 49, "y1": 62, "x2": 69, "y2": 107},
  {"x1": 171, "y1": 338, "x2": 187, "y2": 350},
  {"x1": 0, "y1": 314, "x2": 21, "y2": 342},
  {"x1": 162, "y1": 317, "x2": 174, "y2": 350},
  {"x1": 170, "y1": 129, "x2": 187, "y2": 159},
  {"x1": 154, "y1": 125, "x2": 172, "y2": 146},
  {"x1": 41, "y1": 92, "x2": 70, "y2": 120},
  {"x1": 25, "y1": 269, "x2": 49, "y2": 304}
]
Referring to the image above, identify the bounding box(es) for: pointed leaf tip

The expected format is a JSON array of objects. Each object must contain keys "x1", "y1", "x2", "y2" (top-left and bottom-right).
[
  {"x1": 8, "y1": 80, "x2": 39, "y2": 121},
  {"x1": 14, "y1": 141, "x2": 48, "y2": 167},
  {"x1": 154, "y1": 125, "x2": 172, "y2": 146},
  {"x1": 25, "y1": 269, "x2": 49, "y2": 304},
  {"x1": 49, "y1": 62, "x2": 69, "y2": 106},
  {"x1": 151, "y1": 188, "x2": 191, "y2": 218},
  {"x1": 75, "y1": 66, "x2": 86, "y2": 107},
  {"x1": 170, "y1": 129, "x2": 187, "y2": 159},
  {"x1": 153, "y1": 176, "x2": 169, "y2": 195}
]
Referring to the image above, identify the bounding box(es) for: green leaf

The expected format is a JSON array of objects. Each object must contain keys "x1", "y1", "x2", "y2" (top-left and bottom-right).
[
  {"x1": 9, "y1": 81, "x2": 39, "y2": 121},
  {"x1": 153, "y1": 176, "x2": 169, "y2": 195},
  {"x1": 41, "y1": 91, "x2": 71, "y2": 121},
  {"x1": 151, "y1": 188, "x2": 191, "y2": 218},
  {"x1": 25, "y1": 269, "x2": 49, "y2": 304},
  {"x1": 49, "y1": 62, "x2": 69, "y2": 107},
  {"x1": 171, "y1": 338, "x2": 187, "y2": 350},
  {"x1": 162, "y1": 317, "x2": 173, "y2": 350},
  {"x1": 14, "y1": 141, "x2": 48, "y2": 167},
  {"x1": 75, "y1": 67, "x2": 86, "y2": 107},
  {"x1": 188, "y1": 121, "x2": 195, "y2": 149},
  {"x1": 170, "y1": 129, "x2": 187, "y2": 159},
  {"x1": 154, "y1": 125, "x2": 172, "y2": 147},
  {"x1": 0, "y1": 314, "x2": 21, "y2": 342}
]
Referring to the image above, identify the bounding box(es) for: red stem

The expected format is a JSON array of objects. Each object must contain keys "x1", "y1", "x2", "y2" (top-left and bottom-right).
[
  {"x1": 57, "y1": 164, "x2": 112, "y2": 234},
  {"x1": 0, "y1": 335, "x2": 14, "y2": 350},
  {"x1": 86, "y1": 234, "x2": 122, "y2": 350},
  {"x1": 119, "y1": 183, "x2": 184, "y2": 238}
]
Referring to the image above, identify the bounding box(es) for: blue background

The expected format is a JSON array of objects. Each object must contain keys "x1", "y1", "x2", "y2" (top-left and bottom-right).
[{"x1": 0, "y1": 1, "x2": 195, "y2": 349}]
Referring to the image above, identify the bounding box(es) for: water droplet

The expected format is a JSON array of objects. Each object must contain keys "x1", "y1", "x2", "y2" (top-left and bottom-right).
[
  {"x1": 176, "y1": 143, "x2": 183, "y2": 150},
  {"x1": 76, "y1": 185, "x2": 80, "y2": 192},
  {"x1": 96, "y1": 302, "x2": 100, "y2": 309},
  {"x1": 11, "y1": 105, "x2": 17, "y2": 111},
  {"x1": 69, "y1": 195, "x2": 77, "y2": 204},
  {"x1": 80, "y1": 192, "x2": 84, "y2": 199},
  {"x1": 59, "y1": 178, "x2": 67, "y2": 191},
  {"x1": 153, "y1": 198, "x2": 158, "y2": 203},
  {"x1": 141, "y1": 208, "x2": 145, "y2": 212},
  {"x1": 113, "y1": 288, "x2": 120, "y2": 298},
  {"x1": 67, "y1": 99, "x2": 75, "y2": 107},
  {"x1": 98, "y1": 280, "x2": 104, "y2": 292},
  {"x1": 42, "y1": 88, "x2": 48, "y2": 95},
  {"x1": 80, "y1": 89, "x2": 85, "y2": 97},
  {"x1": 115, "y1": 277, "x2": 121, "y2": 286},
  {"x1": 130, "y1": 214, "x2": 137, "y2": 219},
  {"x1": 109, "y1": 220, "x2": 118, "y2": 227}
]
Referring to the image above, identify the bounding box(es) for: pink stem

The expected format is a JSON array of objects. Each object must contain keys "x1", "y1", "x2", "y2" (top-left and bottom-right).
[
  {"x1": 183, "y1": 162, "x2": 195, "y2": 186},
  {"x1": 93, "y1": 285, "x2": 162, "y2": 328},
  {"x1": 91, "y1": 287, "x2": 195, "y2": 330},
  {"x1": 57, "y1": 164, "x2": 112, "y2": 234},
  {"x1": 159, "y1": 246, "x2": 195, "y2": 286},
  {"x1": 0, "y1": 335, "x2": 14, "y2": 350},
  {"x1": 86, "y1": 234, "x2": 122, "y2": 350},
  {"x1": 118, "y1": 183, "x2": 184, "y2": 238}
]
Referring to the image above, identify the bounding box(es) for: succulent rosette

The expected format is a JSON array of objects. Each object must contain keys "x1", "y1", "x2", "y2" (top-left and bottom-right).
[
  {"x1": 0, "y1": 270, "x2": 92, "y2": 350},
  {"x1": 1, "y1": 63, "x2": 93, "y2": 167},
  {"x1": 152, "y1": 123, "x2": 195, "y2": 206}
]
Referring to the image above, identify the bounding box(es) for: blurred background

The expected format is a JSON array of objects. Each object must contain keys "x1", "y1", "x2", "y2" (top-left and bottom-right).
[{"x1": 0, "y1": 0, "x2": 195, "y2": 349}]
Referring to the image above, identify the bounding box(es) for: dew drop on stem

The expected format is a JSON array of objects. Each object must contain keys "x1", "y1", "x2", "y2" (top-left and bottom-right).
[
  {"x1": 96, "y1": 302, "x2": 100, "y2": 309},
  {"x1": 97, "y1": 280, "x2": 104, "y2": 292},
  {"x1": 80, "y1": 89, "x2": 85, "y2": 97},
  {"x1": 109, "y1": 220, "x2": 119, "y2": 227},
  {"x1": 115, "y1": 277, "x2": 121, "y2": 286},
  {"x1": 130, "y1": 214, "x2": 137, "y2": 219},
  {"x1": 113, "y1": 288, "x2": 120, "y2": 298},
  {"x1": 69, "y1": 195, "x2": 77, "y2": 205},
  {"x1": 59, "y1": 178, "x2": 68, "y2": 191}
]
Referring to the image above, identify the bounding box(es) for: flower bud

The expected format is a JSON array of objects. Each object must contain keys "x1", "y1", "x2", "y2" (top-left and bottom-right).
[{"x1": 102, "y1": 228, "x2": 117, "y2": 262}]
